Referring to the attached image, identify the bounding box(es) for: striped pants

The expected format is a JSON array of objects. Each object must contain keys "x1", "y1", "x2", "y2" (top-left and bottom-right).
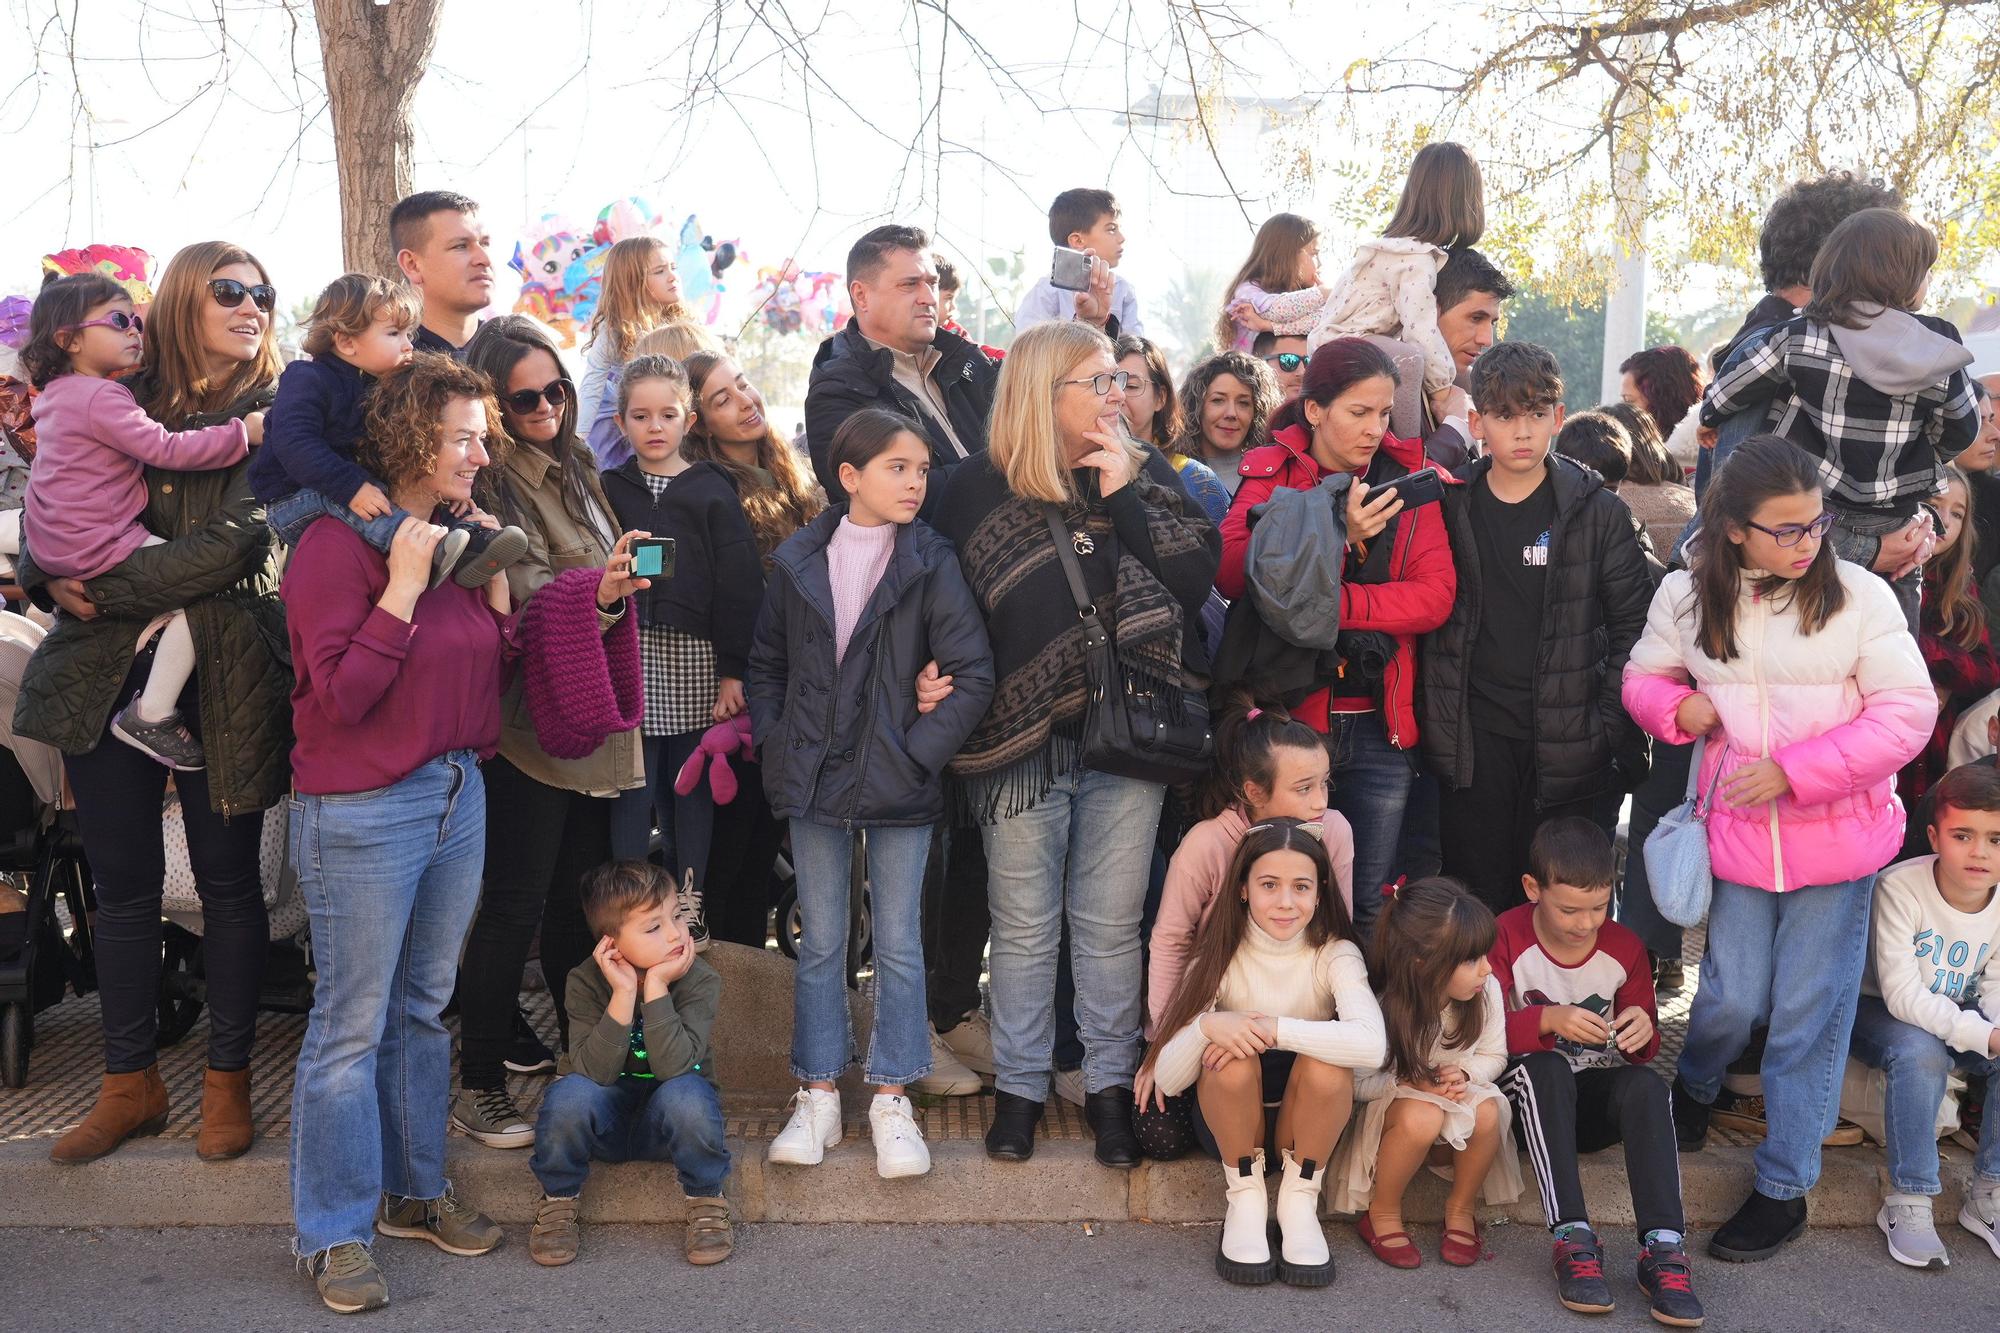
[{"x1": 1503, "y1": 1051, "x2": 1685, "y2": 1240}]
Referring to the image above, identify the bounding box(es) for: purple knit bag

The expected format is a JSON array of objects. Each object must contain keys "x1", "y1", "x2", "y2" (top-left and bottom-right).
[{"x1": 519, "y1": 567, "x2": 644, "y2": 759}]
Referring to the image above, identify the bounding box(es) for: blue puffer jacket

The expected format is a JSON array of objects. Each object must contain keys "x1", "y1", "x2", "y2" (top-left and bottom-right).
[{"x1": 748, "y1": 506, "x2": 994, "y2": 828}]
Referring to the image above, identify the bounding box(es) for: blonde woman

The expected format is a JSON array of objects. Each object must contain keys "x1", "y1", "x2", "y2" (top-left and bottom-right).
[
  {"x1": 932, "y1": 320, "x2": 1220, "y2": 1167},
  {"x1": 579, "y1": 237, "x2": 690, "y2": 461}
]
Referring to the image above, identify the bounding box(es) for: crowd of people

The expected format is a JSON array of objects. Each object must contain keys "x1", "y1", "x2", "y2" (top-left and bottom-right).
[{"x1": 4, "y1": 145, "x2": 2000, "y2": 1326}]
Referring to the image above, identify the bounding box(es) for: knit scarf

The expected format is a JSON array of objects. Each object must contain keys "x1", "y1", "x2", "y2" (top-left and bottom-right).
[
  {"x1": 520, "y1": 568, "x2": 644, "y2": 759},
  {"x1": 949, "y1": 478, "x2": 1192, "y2": 821}
]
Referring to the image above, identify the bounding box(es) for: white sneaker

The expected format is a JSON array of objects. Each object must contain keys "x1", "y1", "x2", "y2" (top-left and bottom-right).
[
  {"x1": 1959, "y1": 1182, "x2": 2000, "y2": 1259},
  {"x1": 869, "y1": 1093, "x2": 932, "y2": 1179},
  {"x1": 1051, "y1": 1067, "x2": 1086, "y2": 1108},
  {"x1": 1879, "y1": 1193, "x2": 1949, "y2": 1269},
  {"x1": 938, "y1": 1010, "x2": 994, "y2": 1076},
  {"x1": 913, "y1": 1030, "x2": 984, "y2": 1096},
  {"x1": 767, "y1": 1087, "x2": 842, "y2": 1166}
]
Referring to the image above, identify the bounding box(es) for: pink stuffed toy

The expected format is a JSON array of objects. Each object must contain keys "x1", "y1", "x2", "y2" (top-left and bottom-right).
[{"x1": 675, "y1": 715, "x2": 755, "y2": 804}]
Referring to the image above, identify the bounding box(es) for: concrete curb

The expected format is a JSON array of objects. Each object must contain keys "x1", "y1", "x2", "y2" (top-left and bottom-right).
[{"x1": 0, "y1": 1135, "x2": 1970, "y2": 1230}]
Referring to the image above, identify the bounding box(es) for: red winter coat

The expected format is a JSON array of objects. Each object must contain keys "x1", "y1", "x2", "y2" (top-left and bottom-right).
[{"x1": 1217, "y1": 424, "x2": 1455, "y2": 747}]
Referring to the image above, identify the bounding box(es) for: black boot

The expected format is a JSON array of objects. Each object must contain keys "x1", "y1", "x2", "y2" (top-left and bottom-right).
[
  {"x1": 1670, "y1": 1075, "x2": 1710, "y2": 1153},
  {"x1": 985, "y1": 1090, "x2": 1043, "y2": 1161},
  {"x1": 1708, "y1": 1189, "x2": 1806, "y2": 1263},
  {"x1": 1085, "y1": 1087, "x2": 1142, "y2": 1168}
]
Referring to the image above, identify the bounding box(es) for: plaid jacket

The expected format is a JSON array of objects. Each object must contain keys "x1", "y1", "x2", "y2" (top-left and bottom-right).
[{"x1": 1703, "y1": 313, "x2": 1978, "y2": 512}]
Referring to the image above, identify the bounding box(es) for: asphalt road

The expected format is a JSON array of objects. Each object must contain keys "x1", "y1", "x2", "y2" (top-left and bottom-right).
[{"x1": 3, "y1": 1219, "x2": 1998, "y2": 1331}]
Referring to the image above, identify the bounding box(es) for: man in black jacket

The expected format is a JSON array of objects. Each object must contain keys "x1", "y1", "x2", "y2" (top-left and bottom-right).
[{"x1": 1420, "y1": 343, "x2": 1655, "y2": 916}]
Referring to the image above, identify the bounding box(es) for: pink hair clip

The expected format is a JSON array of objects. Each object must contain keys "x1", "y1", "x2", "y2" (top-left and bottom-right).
[{"x1": 1246, "y1": 707, "x2": 1263, "y2": 721}]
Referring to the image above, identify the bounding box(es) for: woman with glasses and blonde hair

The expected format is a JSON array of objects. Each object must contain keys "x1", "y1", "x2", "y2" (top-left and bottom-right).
[{"x1": 933, "y1": 320, "x2": 1220, "y2": 1167}]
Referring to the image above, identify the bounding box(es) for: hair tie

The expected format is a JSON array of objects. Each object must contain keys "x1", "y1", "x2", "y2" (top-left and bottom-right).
[
  {"x1": 1246, "y1": 707, "x2": 1263, "y2": 721},
  {"x1": 1380, "y1": 876, "x2": 1406, "y2": 902}
]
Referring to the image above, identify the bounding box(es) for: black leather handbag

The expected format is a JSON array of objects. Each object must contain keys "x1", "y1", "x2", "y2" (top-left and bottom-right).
[{"x1": 1042, "y1": 507, "x2": 1213, "y2": 785}]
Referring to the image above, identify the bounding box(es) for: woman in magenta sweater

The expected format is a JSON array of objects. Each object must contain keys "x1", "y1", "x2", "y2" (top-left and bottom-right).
[{"x1": 282, "y1": 353, "x2": 520, "y2": 1313}]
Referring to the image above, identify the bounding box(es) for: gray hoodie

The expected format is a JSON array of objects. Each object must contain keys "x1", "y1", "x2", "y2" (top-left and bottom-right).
[{"x1": 1828, "y1": 305, "x2": 1974, "y2": 396}]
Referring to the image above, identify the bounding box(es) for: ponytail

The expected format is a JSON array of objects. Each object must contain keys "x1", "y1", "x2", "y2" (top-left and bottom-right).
[{"x1": 1192, "y1": 691, "x2": 1326, "y2": 821}]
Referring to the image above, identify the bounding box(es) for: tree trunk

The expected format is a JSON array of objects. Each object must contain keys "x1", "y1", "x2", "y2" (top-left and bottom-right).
[{"x1": 314, "y1": 0, "x2": 447, "y2": 276}]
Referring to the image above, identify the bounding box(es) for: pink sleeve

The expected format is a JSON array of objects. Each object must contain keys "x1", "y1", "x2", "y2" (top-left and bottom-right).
[
  {"x1": 1147, "y1": 827, "x2": 1225, "y2": 1035},
  {"x1": 88, "y1": 381, "x2": 247, "y2": 471},
  {"x1": 1321, "y1": 809, "x2": 1355, "y2": 919},
  {"x1": 1621, "y1": 576, "x2": 1699, "y2": 742}
]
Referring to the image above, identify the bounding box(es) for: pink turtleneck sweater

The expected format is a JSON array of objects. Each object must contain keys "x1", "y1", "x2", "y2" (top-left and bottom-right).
[{"x1": 828, "y1": 515, "x2": 896, "y2": 664}]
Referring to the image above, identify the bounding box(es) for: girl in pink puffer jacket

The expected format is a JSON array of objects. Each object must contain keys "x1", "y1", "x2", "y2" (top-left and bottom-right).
[{"x1": 1621, "y1": 435, "x2": 1936, "y2": 1264}]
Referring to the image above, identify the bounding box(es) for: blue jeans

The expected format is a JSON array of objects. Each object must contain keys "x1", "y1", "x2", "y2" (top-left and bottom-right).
[
  {"x1": 1848, "y1": 993, "x2": 2000, "y2": 1195},
  {"x1": 789, "y1": 820, "x2": 934, "y2": 1086},
  {"x1": 289, "y1": 753, "x2": 487, "y2": 1258},
  {"x1": 529, "y1": 1071, "x2": 730, "y2": 1198},
  {"x1": 1323, "y1": 711, "x2": 1415, "y2": 939},
  {"x1": 609, "y1": 731, "x2": 714, "y2": 887},
  {"x1": 981, "y1": 762, "x2": 1164, "y2": 1101},
  {"x1": 1677, "y1": 874, "x2": 1874, "y2": 1199},
  {"x1": 268, "y1": 487, "x2": 408, "y2": 552}
]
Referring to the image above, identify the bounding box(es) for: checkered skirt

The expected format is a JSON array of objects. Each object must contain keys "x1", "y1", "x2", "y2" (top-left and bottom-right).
[{"x1": 642, "y1": 627, "x2": 718, "y2": 736}]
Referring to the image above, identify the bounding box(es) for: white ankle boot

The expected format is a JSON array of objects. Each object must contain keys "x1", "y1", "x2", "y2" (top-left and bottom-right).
[
  {"x1": 1215, "y1": 1150, "x2": 1275, "y2": 1284},
  {"x1": 1274, "y1": 1148, "x2": 1333, "y2": 1285}
]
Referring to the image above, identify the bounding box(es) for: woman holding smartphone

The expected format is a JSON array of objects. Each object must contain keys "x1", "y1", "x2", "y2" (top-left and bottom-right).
[{"x1": 1214, "y1": 338, "x2": 1456, "y2": 939}]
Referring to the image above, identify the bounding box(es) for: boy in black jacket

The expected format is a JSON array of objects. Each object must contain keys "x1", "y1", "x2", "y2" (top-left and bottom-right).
[{"x1": 1420, "y1": 342, "x2": 1655, "y2": 916}]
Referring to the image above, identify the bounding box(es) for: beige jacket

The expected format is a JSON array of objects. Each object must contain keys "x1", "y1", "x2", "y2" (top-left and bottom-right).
[
  {"x1": 1308, "y1": 237, "x2": 1455, "y2": 393},
  {"x1": 496, "y1": 438, "x2": 644, "y2": 795}
]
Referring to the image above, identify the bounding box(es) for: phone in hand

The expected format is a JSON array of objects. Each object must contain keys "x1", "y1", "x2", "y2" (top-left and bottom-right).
[
  {"x1": 1051, "y1": 246, "x2": 1094, "y2": 292},
  {"x1": 631, "y1": 537, "x2": 676, "y2": 580},
  {"x1": 1365, "y1": 468, "x2": 1445, "y2": 511}
]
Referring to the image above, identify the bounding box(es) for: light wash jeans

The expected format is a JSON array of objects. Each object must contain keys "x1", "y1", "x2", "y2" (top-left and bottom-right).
[
  {"x1": 288, "y1": 753, "x2": 487, "y2": 1259},
  {"x1": 1677, "y1": 874, "x2": 1874, "y2": 1200},
  {"x1": 981, "y1": 763, "x2": 1164, "y2": 1101},
  {"x1": 530, "y1": 1071, "x2": 731, "y2": 1198},
  {"x1": 789, "y1": 820, "x2": 933, "y2": 1086},
  {"x1": 1847, "y1": 994, "x2": 2000, "y2": 1196},
  {"x1": 268, "y1": 486, "x2": 408, "y2": 552}
]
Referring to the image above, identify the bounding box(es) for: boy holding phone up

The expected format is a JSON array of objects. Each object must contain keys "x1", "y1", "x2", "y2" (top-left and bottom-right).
[
  {"x1": 1419, "y1": 341, "x2": 1656, "y2": 916},
  {"x1": 1014, "y1": 188, "x2": 1144, "y2": 335},
  {"x1": 1491, "y1": 817, "x2": 1704, "y2": 1326}
]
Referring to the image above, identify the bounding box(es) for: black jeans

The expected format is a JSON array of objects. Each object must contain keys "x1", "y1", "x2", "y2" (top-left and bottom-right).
[
  {"x1": 1439, "y1": 727, "x2": 1600, "y2": 917},
  {"x1": 925, "y1": 825, "x2": 991, "y2": 1031},
  {"x1": 1618, "y1": 740, "x2": 1691, "y2": 961},
  {"x1": 458, "y1": 755, "x2": 609, "y2": 1089},
  {"x1": 703, "y1": 755, "x2": 778, "y2": 948},
  {"x1": 1503, "y1": 1051, "x2": 1685, "y2": 1240},
  {"x1": 65, "y1": 656, "x2": 265, "y2": 1074}
]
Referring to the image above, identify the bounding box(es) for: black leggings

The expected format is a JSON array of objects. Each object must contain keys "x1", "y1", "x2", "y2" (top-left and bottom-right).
[
  {"x1": 64, "y1": 655, "x2": 266, "y2": 1075},
  {"x1": 703, "y1": 754, "x2": 780, "y2": 948},
  {"x1": 457, "y1": 754, "x2": 610, "y2": 1089}
]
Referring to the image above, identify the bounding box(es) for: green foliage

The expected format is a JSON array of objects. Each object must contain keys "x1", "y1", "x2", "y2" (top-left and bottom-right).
[{"x1": 1499, "y1": 287, "x2": 1687, "y2": 412}]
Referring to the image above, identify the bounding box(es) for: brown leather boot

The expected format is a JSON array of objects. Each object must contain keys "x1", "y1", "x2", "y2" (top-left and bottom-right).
[
  {"x1": 196, "y1": 1066, "x2": 254, "y2": 1161},
  {"x1": 50, "y1": 1067, "x2": 169, "y2": 1163}
]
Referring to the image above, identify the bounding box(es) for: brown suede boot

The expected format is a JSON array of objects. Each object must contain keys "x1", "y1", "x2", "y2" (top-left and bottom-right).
[
  {"x1": 50, "y1": 1067, "x2": 169, "y2": 1163},
  {"x1": 196, "y1": 1066, "x2": 254, "y2": 1161}
]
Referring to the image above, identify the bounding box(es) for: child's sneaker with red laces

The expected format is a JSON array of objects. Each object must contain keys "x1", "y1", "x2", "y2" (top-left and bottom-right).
[
  {"x1": 1637, "y1": 1238, "x2": 1706, "y2": 1327},
  {"x1": 1551, "y1": 1225, "x2": 1615, "y2": 1314}
]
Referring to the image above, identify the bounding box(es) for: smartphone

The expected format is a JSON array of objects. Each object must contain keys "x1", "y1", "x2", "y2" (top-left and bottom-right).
[
  {"x1": 631, "y1": 537, "x2": 676, "y2": 579},
  {"x1": 1050, "y1": 246, "x2": 1094, "y2": 292},
  {"x1": 1366, "y1": 469, "x2": 1444, "y2": 511}
]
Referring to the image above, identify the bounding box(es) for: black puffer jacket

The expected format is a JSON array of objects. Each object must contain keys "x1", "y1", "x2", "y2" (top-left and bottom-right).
[
  {"x1": 803, "y1": 323, "x2": 1000, "y2": 513},
  {"x1": 748, "y1": 506, "x2": 994, "y2": 828},
  {"x1": 1420, "y1": 453, "x2": 1656, "y2": 807},
  {"x1": 599, "y1": 458, "x2": 764, "y2": 678}
]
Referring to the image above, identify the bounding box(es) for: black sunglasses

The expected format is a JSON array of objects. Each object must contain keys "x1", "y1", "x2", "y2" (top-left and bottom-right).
[
  {"x1": 1263, "y1": 352, "x2": 1305, "y2": 373},
  {"x1": 208, "y1": 278, "x2": 277, "y2": 312},
  {"x1": 503, "y1": 378, "x2": 574, "y2": 415}
]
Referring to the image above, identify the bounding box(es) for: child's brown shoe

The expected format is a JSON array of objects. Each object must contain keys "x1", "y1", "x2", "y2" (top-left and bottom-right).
[
  {"x1": 684, "y1": 1195, "x2": 733, "y2": 1265},
  {"x1": 530, "y1": 1194, "x2": 580, "y2": 1267}
]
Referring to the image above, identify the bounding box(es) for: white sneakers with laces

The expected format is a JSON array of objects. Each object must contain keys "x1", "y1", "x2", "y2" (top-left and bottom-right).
[
  {"x1": 1879, "y1": 1192, "x2": 1950, "y2": 1269},
  {"x1": 869, "y1": 1093, "x2": 932, "y2": 1179},
  {"x1": 937, "y1": 1010, "x2": 994, "y2": 1076},
  {"x1": 913, "y1": 1030, "x2": 984, "y2": 1096},
  {"x1": 767, "y1": 1087, "x2": 843, "y2": 1166},
  {"x1": 1960, "y1": 1180, "x2": 2000, "y2": 1260}
]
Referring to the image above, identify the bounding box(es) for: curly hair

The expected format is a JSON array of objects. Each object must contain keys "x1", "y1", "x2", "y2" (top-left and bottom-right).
[
  {"x1": 1174, "y1": 349, "x2": 1280, "y2": 466},
  {"x1": 1619, "y1": 345, "x2": 1705, "y2": 444},
  {"x1": 360, "y1": 351, "x2": 508, "y2": 490},
  {"x1": 1759, "y1": 171, "x2": 1903, "y2": 292}
]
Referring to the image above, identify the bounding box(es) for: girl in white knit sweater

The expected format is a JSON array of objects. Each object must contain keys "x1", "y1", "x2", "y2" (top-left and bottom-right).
[{"x1": 1137, "y1": 818, "x2": 1386, "y2": 1287}]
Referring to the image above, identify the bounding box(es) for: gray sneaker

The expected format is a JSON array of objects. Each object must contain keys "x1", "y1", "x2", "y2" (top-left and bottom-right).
[
  {"x1": 450, "y1": 1086, "x2": 535, "y2": 1149},
  {"x1": 375, "y1": 1188, "x2": 502, "y2": 1257},
  {"x1": 110, "y1": 696, "x2": 204, "y2": 771},
  {"x1": 314, "y1": 1240, "x2": 388, "y2": 1314},
  {"x1": 1879, "y1": 1193, "x2": 1949, "y2": 1269},
  {"x1": 427, "y1": 527, "x2": 471, "y2": 590}
]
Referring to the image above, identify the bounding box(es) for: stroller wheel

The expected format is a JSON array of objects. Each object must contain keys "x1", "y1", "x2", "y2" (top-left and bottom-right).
[
  {"x1": 0, "y1": 1002, "x2": 28, "y2": 1088},
  {"x1": 773, "y1": 883, "x2": 873, "y2": 965},
  {"x1": 156, "y1": 924, "x2": 205, "y2": 1048}
]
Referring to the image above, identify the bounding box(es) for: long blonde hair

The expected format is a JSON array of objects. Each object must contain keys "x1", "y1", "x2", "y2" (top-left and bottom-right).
[
  {"x1": 139, "y1": 241, "x2": 283, "y2": 427},
  {"x1": 988, "y1": 321, "x2": 1148, "y2": 504},
  {"x1": 633, "y1": 320, "x2": 720, "y2": 362},
  {"x1": 588, "y1": 237, "x2": 689, "y2": 361}
]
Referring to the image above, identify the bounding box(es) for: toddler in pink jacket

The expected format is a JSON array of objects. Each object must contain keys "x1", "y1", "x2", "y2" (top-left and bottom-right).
[{"x1": 20, "y1": 274, "x2": 260, "y2": 771}]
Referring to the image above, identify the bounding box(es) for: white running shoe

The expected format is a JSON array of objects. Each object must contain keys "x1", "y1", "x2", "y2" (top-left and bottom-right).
[
  {"x1": 1051, "y1": 1067, "x2": 1086, "y2": 1108},
  {"x1": 1879, "y1": 1193, "x2": 1949, "y2": 1269},
  {"x1": 766, "y1": 1087, "x2": 842, "y2": 1166},
  {"x1": 869, "y1": 1093, "x2": 932, "y2": 1179},
  {"x1": 938, "y1": 1010, "x2": 994, "y2": 1076},
  {"x1": 1959, "y1": 1181, "x2": 2000, "y2": 1260},
  {"x1": 913, "y1": 1030, "x2": 984, "y2": 1096}
]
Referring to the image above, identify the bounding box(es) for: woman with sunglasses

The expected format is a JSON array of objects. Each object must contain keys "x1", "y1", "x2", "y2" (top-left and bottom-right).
[
  {"x1": 932, "y1": 321, "x2": 1219, "y2": 1167},
  {"x1": 1624, "y1": 435, "x2": 1934, "y2": 1262},
  {"x1": 451, "y1": 315, "x2": 652, "y2": 1150},
  {"x1": 14, "y1": 242, "x2": 291, "y2": 1166},
  {"x1": 1116, "y1": 335, "x2": 1229, "y2": 525}
]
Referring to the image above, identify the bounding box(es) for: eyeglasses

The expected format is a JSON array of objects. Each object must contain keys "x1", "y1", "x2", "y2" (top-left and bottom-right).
[
  {"x1": 1262, "y1": 353, "x2": 1305, "y2": 373},
  {"x1": 67, "y1": 311, "x2": 144, "y2": 335},
  {"x1": 1055, "y1": 370, "x2": 1135, "y2": 396},
  {"x1": 208, "y1": 278, "x2": 277, "y2": 312},
  {"x1": 1745, "y1": 513, "x2": 1834, "y2": 547},
  {"x1": 502, "y1": 378, "x2": 574, "y2": 415}
]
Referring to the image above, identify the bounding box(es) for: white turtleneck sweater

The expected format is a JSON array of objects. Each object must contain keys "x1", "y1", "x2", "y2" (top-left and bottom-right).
[{"x1": 1151, "y1": 922, "x2": 1386, "y2": 1097}]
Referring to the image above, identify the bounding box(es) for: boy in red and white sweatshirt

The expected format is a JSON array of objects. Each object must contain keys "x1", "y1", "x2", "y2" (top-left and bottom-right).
[{"x1": 1492, "y1": 817, "x2": 1701, "y2": 1327}]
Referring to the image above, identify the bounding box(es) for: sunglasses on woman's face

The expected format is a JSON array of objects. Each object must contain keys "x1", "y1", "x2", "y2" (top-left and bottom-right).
[
  {"x1": 1263, "y1": 352, "x2": 1305, "y2": 373},
  {"x1": 208, "y1": 278, "x2": 277, "y2": 312},
  {"x1": 503, "y1": 378, "x2": 574, "y2": 415},
  {"x1": 67, "y1": 311, "x2": 144, "y2": 335}
]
